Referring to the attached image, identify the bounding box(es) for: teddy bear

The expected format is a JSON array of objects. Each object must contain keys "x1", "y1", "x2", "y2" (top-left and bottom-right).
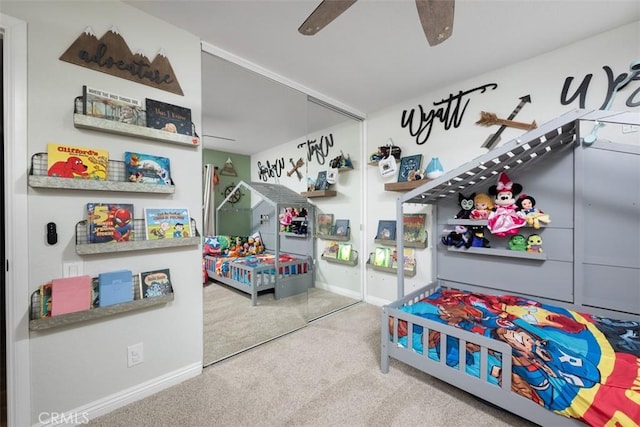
[{"x1": 487, "y1": 172, "x2": 526, "y2": 237}]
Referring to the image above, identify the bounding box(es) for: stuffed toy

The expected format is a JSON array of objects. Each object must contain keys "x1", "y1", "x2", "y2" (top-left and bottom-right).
[
  {"x1": 526, "y1": 234, "x2": 543, "y2": 253},
  {"x1": 508, "y1": 234, "x2": 527, "y2": 251},
  {"x1": 487, "y1": 172, "x2": 526, "y2": 237},
  {"x1": 469, "y1": 225, "x2": 491, "y2": 248},
  {"x1": 469, "y1": 193, "x2": 494, "y2": 220},
  {"x1": 454, "y1": 193, "x2": 476, "y2": 219},
  {"x1": 441, "y1": 226, "x2": 473, "y2": 248},
  {"x1": 516, "y1": 194, "x2": 551, "y2": 229}
]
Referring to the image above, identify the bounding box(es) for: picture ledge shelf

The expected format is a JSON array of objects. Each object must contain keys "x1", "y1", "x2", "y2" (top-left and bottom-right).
[
  {"x1": 73, "y1": 114, "x2": 200, "y2": 147},
  {"x1": 384, "y1": 179, "x2": 431, "y2": 192},
  {"x1": 374, "y1": 239, "x2": 428, "y2": 249},
  {"x1": 446, "y1": 246, "x2": 547, "y2": 260},
  {"x1": 301, "y1": 190, "x2": 337, "y2": 198}
]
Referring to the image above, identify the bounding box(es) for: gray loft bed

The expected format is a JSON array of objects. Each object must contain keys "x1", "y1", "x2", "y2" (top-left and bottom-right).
[
  {"x1": 206, "y1": 181, "x2": 315, "y2": 306},
  {"x1": 381, "y1": 109, "x2": 640, "y2": 426}
]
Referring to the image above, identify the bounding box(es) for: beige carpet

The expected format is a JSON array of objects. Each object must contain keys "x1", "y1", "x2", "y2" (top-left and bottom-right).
[
  {"x1": 90, "y1": 302, "x2": 536, "y2": 427},
  {"x1": 203, "y1": 282, "x2": 360, "y2": 365}
]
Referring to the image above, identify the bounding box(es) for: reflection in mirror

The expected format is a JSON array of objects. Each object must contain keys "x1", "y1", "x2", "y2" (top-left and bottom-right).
[
  {"x1": 304, "y1": 97, "x2": 364, "y2": 321},
  {"x1": 201, "y1": 52, "x2": 309, "y2": 365}
]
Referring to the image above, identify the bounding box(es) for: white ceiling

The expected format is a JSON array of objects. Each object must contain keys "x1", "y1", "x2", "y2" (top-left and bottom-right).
[{"x1": 125, "y1": 0, "x2": 640, "y2": 154}]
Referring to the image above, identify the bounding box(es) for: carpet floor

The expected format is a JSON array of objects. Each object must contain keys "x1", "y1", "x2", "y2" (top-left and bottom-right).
[{"x1": 89, "y1": 302, "x2": 536, "y2": 427}]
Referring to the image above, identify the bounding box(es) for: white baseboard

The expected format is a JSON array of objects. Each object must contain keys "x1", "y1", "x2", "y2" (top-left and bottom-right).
[
  {"x1": 34, "y1": 362, "x2": 202, "y2": 427},
  {"x1": 314, "y1": 281, "x2": 361, "y2": 300},
  {"x1": 364, "y1": 295, "x2": 390, "y2": 307}
]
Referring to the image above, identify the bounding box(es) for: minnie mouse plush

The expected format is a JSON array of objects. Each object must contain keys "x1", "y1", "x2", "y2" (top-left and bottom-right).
[{"x1": 487, "y1": 172, "x2": 526, "y2": 237}]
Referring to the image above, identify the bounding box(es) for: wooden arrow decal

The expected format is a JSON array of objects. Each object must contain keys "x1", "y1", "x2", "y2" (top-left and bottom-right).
[
  {"x1": 287, "y1": 158, "x2": 304, "y2": 179},
  {"x1": 476, "y1": 112, "x2": 537, "y2": 131}
]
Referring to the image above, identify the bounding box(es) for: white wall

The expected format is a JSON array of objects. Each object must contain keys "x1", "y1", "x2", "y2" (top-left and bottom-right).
[
  {"x1": 365, "y1": 21, "x2": 640, "y2": 304},
  {"x1": 2, "y1": 1, "x2": 203, "y2": 424},
  {"x1": 251, "y1": 119, "x2": 364, "y2": 299}
]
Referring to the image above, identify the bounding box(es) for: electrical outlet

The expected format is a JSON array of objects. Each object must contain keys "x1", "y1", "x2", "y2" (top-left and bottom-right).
[
  {"x1": 62, "y1": 262, "x2": 83, "y2": 277},
  {"x1": 127, "y1": 343, "x2": 144, "y2": 367}
]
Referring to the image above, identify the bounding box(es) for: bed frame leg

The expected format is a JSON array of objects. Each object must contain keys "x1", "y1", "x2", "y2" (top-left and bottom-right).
[{"x1": 380, "y1": 307, "x2": 390, "y2": 373}]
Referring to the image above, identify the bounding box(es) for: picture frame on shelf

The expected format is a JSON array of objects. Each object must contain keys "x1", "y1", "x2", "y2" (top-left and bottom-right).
[
  {"x1": 376, "y1": 220, "x2": 397, "y2": 241},
  {"x1": 145, "y1": 98, "x2": 193, "y2": 136},
  {"x1": 314, "y1": 170, "x2": 329, "y2": 190},
  {"x1": 397, "y1": 154, "x2": 423, "y2": 182}
]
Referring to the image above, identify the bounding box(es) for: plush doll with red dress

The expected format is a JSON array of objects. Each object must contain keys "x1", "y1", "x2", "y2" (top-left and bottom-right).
[{"x1": 487, "y1": 172, "x2": 526, "y2": 237}]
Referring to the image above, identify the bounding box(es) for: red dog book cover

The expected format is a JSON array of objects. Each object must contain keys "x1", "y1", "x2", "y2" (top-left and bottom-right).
[{"x1": 47, "y1": 143, "x2": 109, "y2": 180}]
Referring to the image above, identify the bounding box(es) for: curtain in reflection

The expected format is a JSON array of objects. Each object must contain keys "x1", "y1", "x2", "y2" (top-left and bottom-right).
[{"x1": 203, "y1": 164, "x2": 217, "y2": 236}]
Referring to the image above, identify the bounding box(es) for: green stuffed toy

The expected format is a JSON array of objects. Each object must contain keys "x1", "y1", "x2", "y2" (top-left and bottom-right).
[{"x1": 508, "y1": 234, "x2": 527, "y2": 251}]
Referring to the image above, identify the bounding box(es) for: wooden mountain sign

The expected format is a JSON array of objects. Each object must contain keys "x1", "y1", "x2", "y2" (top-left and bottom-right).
[{"x1": 60, "y1": 26, "x2": 184, "y2": 96}]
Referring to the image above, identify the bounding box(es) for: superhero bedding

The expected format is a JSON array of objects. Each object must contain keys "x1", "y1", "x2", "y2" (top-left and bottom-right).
[
  {"x1": 203, "y1": 234, "x2": 312, "y2": 306},
  {"x1": 386, "y1": 287, "x2": 640, "y2": 426}
]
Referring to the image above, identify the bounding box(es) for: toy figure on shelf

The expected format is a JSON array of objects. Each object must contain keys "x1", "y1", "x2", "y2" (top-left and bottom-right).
[
  {"x1": 279, "y1": 207, "x2": 293, "y2": 232},
  {"x1": 526, "y1": 234, "x2": 543, "y2": 253},
  {"x1": 508, "y1": 234, "x2": 527, "y2": 251},
  {"x1": 441, "y1": 225, "x2": 473, "y2": 248},
  {"x1": 516, "y1": 194, "x2": 551, "y2": 229},
  {"x1": 487, "y1": 172, "x2": 526, "y2": 237},
  {"x1": 469, "y1": 225, "x2": 491, "y2": 248},
  {"x1": 469, "y1": 193, "x2": 494, "y2": 220},
  {"x1": 454, "y1": 193, "x2": 476, "y2": 219}
]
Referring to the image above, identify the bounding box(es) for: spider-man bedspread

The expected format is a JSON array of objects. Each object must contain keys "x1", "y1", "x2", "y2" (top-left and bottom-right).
[{"x1": 394, "y1": 288, "x2": 640, "y2": 426}]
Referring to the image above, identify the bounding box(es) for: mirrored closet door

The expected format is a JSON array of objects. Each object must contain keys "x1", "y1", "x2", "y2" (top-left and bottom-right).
[{"x1": 201, "y1": 49, "x2": 363, "y2": 366}]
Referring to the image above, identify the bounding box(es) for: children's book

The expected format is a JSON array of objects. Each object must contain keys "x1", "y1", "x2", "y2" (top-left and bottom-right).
[
  {"x1": 87, "y1": 203, "x2": 135, "y2": 243},
  {"x1": 145, "y1": 98, "x2": 192, "y2": 136},
  {"x1": 124, "y1": 152, "x2": 171, "y2": 185},
  {"x1": 144, "y1": 208, "x2": 192, "y2": 240},
  {"x1": 333, "y1": 219, "x2": 350, "y2": 237},
  {"x1": 397, "y1": 154, "x2": 423, "y2": 182},
  {"x1": 39, "y1": 282, "x2": 53, "y2": 318},
  {"x1": 403, "y1": 213, "x2": 427, "y2": 243},
  {"x1": 50, "y1": 275, "x2": 92, "y2": 316},
  {"x1": 376, "y1": 220, "x2": 397, "y2": 241},
  {"x1": 83, "y1": 85, "x2": 144, "y2": 125},
  {"x1": 373, "y1": 247, "x2": 391, "y2": 267},
  {"x1": 47, "y1": 143, "x2": 108, "y2": 180},
  {"x1": 392, "y1": 248, "x2": 416, "y2": 272},
  {"x1": 315, "y1": 171, "x2": 329, "y2": 190},
  {"x1": 316, "y1": 213, "x2": 334, "y2": 236},
  {"x1": 98, "y1": 269, "x2": 134, "y2": 307},
  {"x1": 322, "y1": 241, "x2": 340, "y2": 259},
  {"x1": 139, "y1": 268, "x2": 173, "y2": 298},
  {"x1": 337, "y1": 243, "x2": 353, "y2": 261}
]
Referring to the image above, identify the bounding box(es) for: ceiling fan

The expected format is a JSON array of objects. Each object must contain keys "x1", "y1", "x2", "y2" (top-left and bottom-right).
[{"x1": 298, "y1": 0, "x2": 455, "y2": 47}]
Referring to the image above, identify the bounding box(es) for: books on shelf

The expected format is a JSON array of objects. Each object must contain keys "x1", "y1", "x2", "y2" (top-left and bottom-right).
[
  {"x1": 47, "y1": 143, "x2": 109, "y2": 180},
  {"x1": 124, "y1": 151, "x2": 172, "y2": 185},
  {"x1": 392, "y1": 248, "x2": 416, "y2": 272},
  {"x1": 82, "y1": 85, "x2": 145, "y2": 126},
  {"x1": 50, "y1": 275, "x2": 92, "y2": 316},
  {"x1": 322, "y1": 241, "x2": 340, "y2": 259},
  {"x1": 372, "y1": 247, "x2": 392, "y2": 267},
  {"x1": 333, "y1": 219, "x2": 350, "y2": 237},
  {"x1": 39, "y1": 283, "x2": 53, "y2": 318},
  {"x1": 403, "y1": 213, "x2": 427, "y2": 243},
  {"x1": 315, "y1": 170, "x2": 329, "y2": 190},
  {"x1": 397, "y1": 154, "x2": 423, "y2": 182},
  {"x1": 87, "y1": 203, "x2": 135, "y2": 243},
  {"x1": 139, "y1": 268, "x2": 173, "y2": 298},
  {"x1": 316, "y1": 213, "x2": 334, "y2": 236},
  {"x1": 376, "y1": 220, "x2": 397, "y2": 241},
  {"x1": 98, "y1": 269, "x2": 134, "y2": 307},
  {"x1": 145, "y1": 98, "x2": 192, "y2": 136},
  {"x1": 337, "y1": 243, "x2": 353, "y2": 261},
  {"x1": 144, "y1": 208, "x2": 191, "y2": 240}
]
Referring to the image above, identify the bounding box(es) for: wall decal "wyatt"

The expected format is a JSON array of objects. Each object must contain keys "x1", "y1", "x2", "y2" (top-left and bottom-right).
[{"x1": 60, "y1": 26, "x2": 184, "y2": 96}]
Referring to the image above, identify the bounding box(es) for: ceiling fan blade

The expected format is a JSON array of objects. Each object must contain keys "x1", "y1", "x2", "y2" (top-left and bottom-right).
[
  {"x1": 415, "y1": 0, "x2": 455, "y2": 46},
  {"x1": 298, "y1": 0, "x2": 358, "y2": 36}
]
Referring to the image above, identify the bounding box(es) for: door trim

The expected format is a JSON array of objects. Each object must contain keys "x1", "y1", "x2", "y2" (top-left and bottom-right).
[{"x1": 1, "y1": 13, "x2": 31, "y2": 427}]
